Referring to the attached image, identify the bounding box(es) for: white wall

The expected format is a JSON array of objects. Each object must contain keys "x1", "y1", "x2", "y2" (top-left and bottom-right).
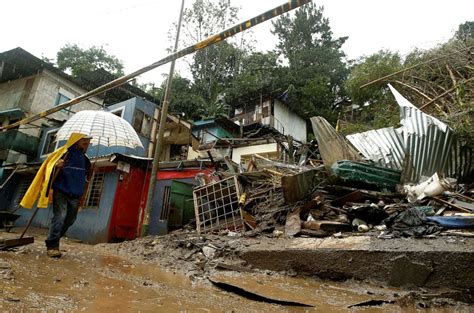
[
  {"x1": 0, "y1": 75, "x2": 37, "y2": 112},
  {"x1": 0, "y1": 69, "x2": 104, "y2": 163},
  {"x1": 30, "y1": 70, "x2": 103, "y2": 121},
  {"x1": 273, "y1": 100, "x2": 307, "y2": 143},
  {"x1": 231, "y1": 142, "x2": 278, "y2": 164}
]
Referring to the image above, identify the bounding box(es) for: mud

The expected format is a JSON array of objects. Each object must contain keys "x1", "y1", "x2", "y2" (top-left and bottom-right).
[{"x1": 1, "y1": 228, "x2": 472, "y2": 311}]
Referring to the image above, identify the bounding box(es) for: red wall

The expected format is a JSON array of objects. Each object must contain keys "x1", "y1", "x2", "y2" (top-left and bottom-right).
[
  {"x1": 156, "y1": 168, "x2": 212, "y2": 180},
  {"x1": 108, "y1": 167, "x2": 148, "y2": 241},
  {"x1": 110, "y1": 167, "x2": 213, "y2": 241}
]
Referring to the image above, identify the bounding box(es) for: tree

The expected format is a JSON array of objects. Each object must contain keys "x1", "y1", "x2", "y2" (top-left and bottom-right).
[
  {"x1": 342, "y1": 22, "x2": 473, "y2": 137},
  {"x1": 271, "y1": 3, "x2": 349, "y2": 122},
  {"x1": 56, "y1": 44, "x2": 124, "y2": 77},
  {"x1": 223, "y1": 51, "x2": 281, "y2": 108},
  {"x1": 149, "y1": 74, "x2": 206, "y2": 120},
  {"x1": 190, "y1": 41, "x2": 241, "y2": 105},
  {"x1": 341, "y1": 50, "x2": 402, "y2": 134},
  {"x1": 346, "y1": 50, "x2": 402, "y2": 106},
  {"x1": 173, "y1": 0, "x2": 251, "y2": 111},
  {"x1": 455, "y1": 21, "x2": 474, "y2": 42},
  {"x1": 180, "y1": 0, "x2": 238, "y2": 45}
]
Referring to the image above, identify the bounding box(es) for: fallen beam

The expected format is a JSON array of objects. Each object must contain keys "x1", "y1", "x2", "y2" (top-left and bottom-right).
[{"x1": 1, "y1": 0, "x2": 311, "y2": 131}]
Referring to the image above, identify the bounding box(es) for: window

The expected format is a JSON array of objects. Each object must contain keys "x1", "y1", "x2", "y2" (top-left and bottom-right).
[
  {"x1": 110, "y1": 107, "x2": 124, "y2": 118},
  {"x1": 41, "y1": 130, "x2": 58, "y2": 156},
  {"x1": 132, "y1": 110, "x2": 152, "y2": 138},
  {"x1": 170, "y1": 144, "x2": 188, "y2": 161},
  {"x1": 160, "y1": 186, "x2": 171, "y2": 221},
  {"x1": 55, "y1": 92, "x2": 71, "y2": 115},
  {"x1": 84, "y1": 172, "x2": 105, "y2": 208},
  {"x1": 132, "y1": 110, "x2": 144, "y2": 133},
  {"x1": 141, "y1": 114, "x2": 152, "y2": 138}
]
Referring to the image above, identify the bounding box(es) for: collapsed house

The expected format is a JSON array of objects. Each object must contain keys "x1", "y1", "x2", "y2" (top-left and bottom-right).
[{"x1": 191, "y1": 86, "x2": 474, "y2": 238}]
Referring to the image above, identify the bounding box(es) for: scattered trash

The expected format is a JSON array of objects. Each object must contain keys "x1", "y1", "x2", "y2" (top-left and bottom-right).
[
  {"x1": 404, "y1": 173, "x2": 451, "y2": 203},
  {"x1": 426, "y1": 216, "x2": 474, "y2": 229}
]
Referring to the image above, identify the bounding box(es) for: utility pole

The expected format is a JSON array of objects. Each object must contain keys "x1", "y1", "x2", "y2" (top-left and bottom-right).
[{"x1": 141, "y1": 0, "x2": 186, "y2": 237}]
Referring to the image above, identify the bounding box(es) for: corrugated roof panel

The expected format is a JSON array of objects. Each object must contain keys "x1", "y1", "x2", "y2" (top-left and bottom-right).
[
  {"x1": 347, "y1": 85, "x2": 472, "y2": 182},
  {"x1": 346, "y1": 127, "x2": 405, "y2": 170}
]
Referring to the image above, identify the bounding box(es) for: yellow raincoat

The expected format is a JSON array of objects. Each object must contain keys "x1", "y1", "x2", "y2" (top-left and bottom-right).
[{"x1": 20, "y1": 133, "x2": 88, "y2": 209}]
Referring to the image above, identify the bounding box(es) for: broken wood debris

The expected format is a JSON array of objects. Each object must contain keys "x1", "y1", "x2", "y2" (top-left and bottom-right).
[{"x1": 190, "y1": 115, "x2": 473, "y2": 238}]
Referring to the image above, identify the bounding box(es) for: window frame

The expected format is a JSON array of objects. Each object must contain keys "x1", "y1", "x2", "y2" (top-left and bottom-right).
[
  {"x1": 40, "y1": 128, "x2": 59, "y2": 157},
  {"x1": 83, "y1": 171, "x2": 106, "y2": 209},
  {"x1": 110, "y1": 106, "x2": 125, "y2": 118}
]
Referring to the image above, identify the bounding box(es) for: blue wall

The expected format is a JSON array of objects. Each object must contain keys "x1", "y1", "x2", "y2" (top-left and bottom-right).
[
  {"x1": 35, "y1": 96, "x2": 158, "y2": 161},
  {"x1": 67, "y1": 171, "x2": 118, "y2": 244},
  {"x1": 12, "y1": 171, "x2": 119, "y2": 244},
  {"x1": 107, "y1": 97, "x2": 156, "y2": 154},
  {"x1": 148, "y1": 178, "x2": 195, "y2": 236}
]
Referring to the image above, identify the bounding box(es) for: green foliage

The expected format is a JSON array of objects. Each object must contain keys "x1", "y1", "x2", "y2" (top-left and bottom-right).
[
  {"x1": 271, "y1": 3, "x2": 349, "y2": 122},
  {"x1": 342, "y1": 20, "x2": 473, "y2": 139},
  {"x1": 191, "y1": 41, "x2": 241, "y2": 105},
  {"x1": 346, "y1": 50, "x2": 402, "y2": 106},
  {"x1": 224, "y1": 51, "x2": 281, "y2": 107},
  {"x1": 175, "y1": 0, "x2": 247, "y2": 116},
  {"x1": 181, "y1": 0, "x2": 238, "y2": 44},
  {"x1": 455, "y1": 21, "x2": 474, "y2": 42},
  {"x1": 56, "y1": 44, "x2": 124, "y2": 77},
  {"x1": 147, "y1": 74, "x2": 206, "y2": 120}
]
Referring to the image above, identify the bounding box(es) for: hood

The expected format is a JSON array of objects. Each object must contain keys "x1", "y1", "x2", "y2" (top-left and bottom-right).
[{"x1": 65, "y1": 132, "x2": 88, "y2": 149}]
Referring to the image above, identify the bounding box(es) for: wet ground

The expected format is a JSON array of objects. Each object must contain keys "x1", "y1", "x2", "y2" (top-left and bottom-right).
[{"x1": 1, "y1": 229, "x2": 472, "y2": 312}]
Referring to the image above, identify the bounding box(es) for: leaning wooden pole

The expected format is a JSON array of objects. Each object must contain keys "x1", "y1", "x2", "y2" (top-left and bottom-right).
[
  {"x1": 140, "y1": 0, "x2": 185, "y2": 237},
  {"x1": 1, "y1": 0, "x2": 311, "y2": 131}
]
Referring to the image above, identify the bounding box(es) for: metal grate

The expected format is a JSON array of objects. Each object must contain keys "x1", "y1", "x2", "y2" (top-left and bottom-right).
[
  {"x1": 193, "y1": 176, "x2": 244, "y2": 234},
  {"x1": 84, "y1": 172, "x2": 105, "y2": 208},
  {"x1": 160, "y1": 186, "x2": 171, "y2": 221}
]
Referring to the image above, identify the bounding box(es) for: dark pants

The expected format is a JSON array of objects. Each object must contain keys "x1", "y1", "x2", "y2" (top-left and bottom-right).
[{"x1": 45, "y1": 190, "x2": 79, "y2": 249}]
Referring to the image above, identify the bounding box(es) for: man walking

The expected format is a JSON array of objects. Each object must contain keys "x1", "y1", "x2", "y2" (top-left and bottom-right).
[{"x1": 20, "y1": 133, "x2": 92, "y2": 258}]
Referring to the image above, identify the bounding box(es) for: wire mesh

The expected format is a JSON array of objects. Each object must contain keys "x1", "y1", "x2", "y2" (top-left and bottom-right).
[{"x1": 193, "y1": 176, "x2": 244, "y2": 234}]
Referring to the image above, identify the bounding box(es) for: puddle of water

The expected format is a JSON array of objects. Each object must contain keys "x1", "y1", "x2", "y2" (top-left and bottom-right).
[
  {"x1": 210, "y1": 271, "x2": 397, "y2": 312},
  {"x1": 1, "y1": 232, "x2": 469, "y2": 312}
]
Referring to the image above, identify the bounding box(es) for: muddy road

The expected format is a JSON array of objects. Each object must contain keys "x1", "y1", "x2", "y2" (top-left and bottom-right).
[{"x1": 0, "y1": 229, "x2": 471, "y2": 312}]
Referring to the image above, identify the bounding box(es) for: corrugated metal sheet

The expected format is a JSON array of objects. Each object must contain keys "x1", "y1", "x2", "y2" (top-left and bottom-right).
[
  {"x1": 346, "y1": 85, "x2": 473, "y2": 183},
  {"x1": 347, "y1": 127, "x2": 405, "y2": 170}
]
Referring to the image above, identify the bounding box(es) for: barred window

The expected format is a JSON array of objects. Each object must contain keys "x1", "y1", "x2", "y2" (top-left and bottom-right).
[{"x1": 84, "y1": 172, "x2": 105, "y2": 208}]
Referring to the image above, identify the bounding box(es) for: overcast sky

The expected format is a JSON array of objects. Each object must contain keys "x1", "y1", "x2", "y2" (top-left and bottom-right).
[{"x1": 2, "y1": 0, "x2": 472, "y2": 85}]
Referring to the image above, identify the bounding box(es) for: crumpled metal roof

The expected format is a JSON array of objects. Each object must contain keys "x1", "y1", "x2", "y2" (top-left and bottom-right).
[
  {"x1": 346, "y1": 85, "x2": 472, "y2": 182},
  {"x1": 347, "y1": 127, "x2": 404, "y2": 170}
]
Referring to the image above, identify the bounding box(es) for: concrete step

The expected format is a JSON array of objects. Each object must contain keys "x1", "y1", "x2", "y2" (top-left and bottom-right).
[{"x1": 240, "y1": 236, "x2": 474, "y2": 289}]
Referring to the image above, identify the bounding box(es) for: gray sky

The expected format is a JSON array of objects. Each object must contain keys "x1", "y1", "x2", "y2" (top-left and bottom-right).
[{"x1": 2, "y1": 0, "x2": 472, "y2": 85}]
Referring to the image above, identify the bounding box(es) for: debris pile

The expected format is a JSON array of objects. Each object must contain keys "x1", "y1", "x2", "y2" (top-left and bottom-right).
[
  {"x1": 191, "y1": 145, "x2": 473, "y2": 239},
  {"x1": 191, "y1": 86, "x2": 473, "y2": 240}
]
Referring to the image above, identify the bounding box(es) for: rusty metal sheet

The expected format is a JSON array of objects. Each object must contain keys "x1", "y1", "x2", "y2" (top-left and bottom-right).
[
  {"x1": 310, "y1": 117, "x2": 361, "y2": 168},
  {"x1": 281, "y1": 169, "x2": 318, "y2": 203}
]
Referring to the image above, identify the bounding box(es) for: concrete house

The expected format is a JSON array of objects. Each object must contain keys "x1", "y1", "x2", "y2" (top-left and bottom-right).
[
  {"x1": 230, "y1": 97, "x2": 307, "y2": 164},
  {"x1": 231, "y1": 97, "x2": 307, "y2": 143},
  {"x1": 0, "y1": 47, "x2": 155, "y2": 170},
  {"x1": 107, "y1": 97, "x2": 192, "y2": 160},
  {"x1": 0, "y1": 48, "x2": 104, "y2": 168}
]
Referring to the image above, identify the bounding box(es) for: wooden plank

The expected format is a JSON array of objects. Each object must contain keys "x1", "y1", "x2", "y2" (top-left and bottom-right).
[{"x1": 432, "y1": 197, "x2": 471, "y2": 213}]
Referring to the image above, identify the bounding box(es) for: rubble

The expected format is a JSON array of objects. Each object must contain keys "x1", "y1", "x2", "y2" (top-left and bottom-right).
[{"x1": 188, "y1": 87, "x2": 473, "y2": 243}]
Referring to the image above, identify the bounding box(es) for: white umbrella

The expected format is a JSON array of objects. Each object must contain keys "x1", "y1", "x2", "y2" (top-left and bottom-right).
[{"x1": 56, "y1": 110, "x2": 143, "y2": 149}]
